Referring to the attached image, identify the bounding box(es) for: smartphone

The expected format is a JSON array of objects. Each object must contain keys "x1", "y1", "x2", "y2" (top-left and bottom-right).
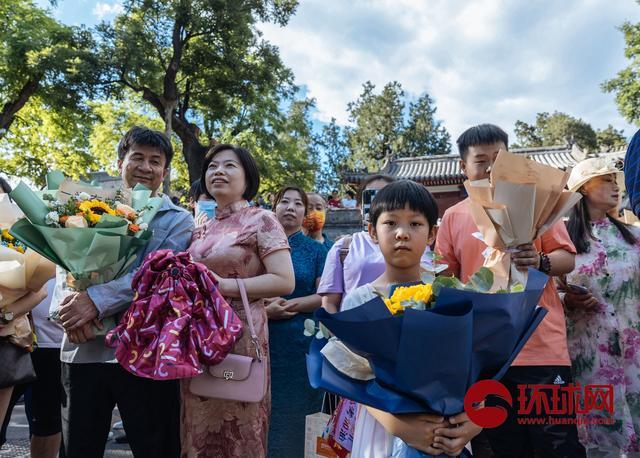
[
  {"x1": 567, "y1": 284, "x2": 589, "y2": 294},
  {"x1": 361, "y1": 189, "x2": 378, "y2": 223}
]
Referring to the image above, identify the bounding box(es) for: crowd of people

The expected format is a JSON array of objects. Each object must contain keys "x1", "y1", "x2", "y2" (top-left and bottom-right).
[{"x1": 0, "y1": 122, "x2": 639, "y2": 458}]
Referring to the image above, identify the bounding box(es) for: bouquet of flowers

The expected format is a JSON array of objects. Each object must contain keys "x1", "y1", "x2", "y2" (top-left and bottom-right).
[
  {"x1": 8, "y1": 173, "x2": 162, "y2": 333},
  {"x1": 464, "y1": 149, "x2": 582, "y2": 290},
  {"x1": 0, "y1": 194, "x2": 56, "y2": 350},
  {"x1": 307, "y1": 268, "x2": 548, "y2": 458}
]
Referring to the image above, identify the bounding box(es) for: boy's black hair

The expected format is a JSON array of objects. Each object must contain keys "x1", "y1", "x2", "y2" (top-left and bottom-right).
[
  {"x1": 369, "y1": 180, "x2": 438, "y2": 228},
  {"x1": 117, "y1": 126, "x2": 174, "y2": 167},
  {"x1": 456, "y1": 124, "x2": 509, "y2": 161},
  {"x1": 201, "y1": 144, "x2": 260, "y2": 201}
]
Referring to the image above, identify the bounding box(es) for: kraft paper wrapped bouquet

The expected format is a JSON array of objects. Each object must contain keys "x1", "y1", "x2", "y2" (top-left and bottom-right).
[
  {"x1": 464, "y1": 149, "x2": 582, "y2": 290},
  {"x1": 0, "y1": 194, "x2": 56, "y2": 349},
  {"x1": 8, "y1": 173, "x2": 162, "y2": 333}
]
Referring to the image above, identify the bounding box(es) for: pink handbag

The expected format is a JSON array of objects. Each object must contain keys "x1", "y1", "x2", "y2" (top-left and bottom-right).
[{"x1": 189, "y1": 278, "x2": 267, "y2": 403}]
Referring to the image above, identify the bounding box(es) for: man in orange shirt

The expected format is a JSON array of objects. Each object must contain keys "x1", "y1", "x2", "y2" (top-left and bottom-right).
[{"x1": 436, "y1": 124, "x2": 585, "y2": 458}]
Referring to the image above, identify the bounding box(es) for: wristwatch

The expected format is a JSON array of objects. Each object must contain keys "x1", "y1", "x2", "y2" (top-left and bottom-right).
[
  {"x1": 0, "y1": 308, "x2": 14, "y2": 323},
  {"x1": 538, "y1": 251, "x2": 551, "y2": 275}
]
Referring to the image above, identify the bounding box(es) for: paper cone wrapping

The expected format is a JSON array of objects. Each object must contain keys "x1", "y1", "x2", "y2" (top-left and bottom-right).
[
  {"x1": 1, "y1": 198, "x2": 56, "y2": 306},
  {"x1": 465, "y1": 150, "x2": 582, "y2": 289}
]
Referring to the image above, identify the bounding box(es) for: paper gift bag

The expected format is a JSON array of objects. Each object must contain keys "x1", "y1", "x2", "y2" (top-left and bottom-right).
[{"x1": 305, "y1": 412, "x2": 338, "y2": 458}]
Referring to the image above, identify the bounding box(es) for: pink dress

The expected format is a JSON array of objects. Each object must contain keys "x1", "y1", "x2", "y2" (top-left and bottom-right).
[{"x1": 180, "y1": 201, "x2": 289, "y2": 458}]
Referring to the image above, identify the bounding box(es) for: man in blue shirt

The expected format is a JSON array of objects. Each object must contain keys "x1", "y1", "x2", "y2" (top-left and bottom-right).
[{"x1": 51, "y1": 126, "x2": 194, "y2": 458}]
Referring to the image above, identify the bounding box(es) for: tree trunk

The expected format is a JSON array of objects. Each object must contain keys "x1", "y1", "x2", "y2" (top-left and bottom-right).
[
  {"x1": 162, "y1": 102, "x2": 177, "y2": 194},
  {"x1": 172, "y1": 115, "x2": 208, "y2": 185},
  {"x1": 182, "y1": 134, "x2": 208, "y2": 184},
  {"x1": 0, "y1": 77, "x2": 41, "y2": 139}
]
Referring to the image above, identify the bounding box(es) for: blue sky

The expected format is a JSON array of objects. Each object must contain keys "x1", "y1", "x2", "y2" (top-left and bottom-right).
[{"x1": 38, "y1": 0, "x2": 640, "y2": 144}]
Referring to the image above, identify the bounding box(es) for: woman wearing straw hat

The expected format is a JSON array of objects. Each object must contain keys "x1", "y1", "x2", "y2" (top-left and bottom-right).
[{"x1": 559, "y1": 157, "x2": 640, "y2": 457}]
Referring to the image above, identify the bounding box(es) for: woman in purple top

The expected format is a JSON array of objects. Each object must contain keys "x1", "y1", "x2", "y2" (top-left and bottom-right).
[{"x1": 318, "y1": 175, "x2": 433, "y2": 312}]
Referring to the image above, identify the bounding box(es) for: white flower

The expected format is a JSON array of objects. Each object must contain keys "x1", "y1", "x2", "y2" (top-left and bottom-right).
[
  {"x1": 47, "y1": 200, "x2": 61, "y2": 208},
  {"x1": 138, "y1": 223, "x2": 148, "y2": 231},
  {"x1": 77, "y1": 192, "x2": 91, "y2": 201},
  {"x1": 45, "y1": 211, "x2": 60, "y2": 225}
]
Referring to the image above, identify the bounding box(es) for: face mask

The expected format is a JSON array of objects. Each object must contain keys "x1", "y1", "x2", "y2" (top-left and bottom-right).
[
  {"x1": 303, "y1": 210, "x2": 326, "y2": 233},
  {"x1": 196, "y1": 200, "x2": 217, "y2": 218}
]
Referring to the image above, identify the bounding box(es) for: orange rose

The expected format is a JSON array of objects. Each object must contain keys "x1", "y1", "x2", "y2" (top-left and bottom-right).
[{"x1": 116, "y1": 203, "x2": 137, "y2": 221}]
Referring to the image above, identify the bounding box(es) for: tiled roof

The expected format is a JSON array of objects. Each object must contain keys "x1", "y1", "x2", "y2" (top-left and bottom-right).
[{"x1": 345, "y1": 145, "x2": 626, "y2": 186}]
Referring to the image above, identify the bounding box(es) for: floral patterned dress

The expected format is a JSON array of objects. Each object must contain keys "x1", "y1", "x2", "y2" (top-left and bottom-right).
[
  {"x1": 565, "y1": 218, "x2": 640, "y2": 454},
  {"x1": 180, "y1": 201, "x2": 289, "y2": 458}
]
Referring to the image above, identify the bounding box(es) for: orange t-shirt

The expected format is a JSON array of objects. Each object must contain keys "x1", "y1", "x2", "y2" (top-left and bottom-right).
[{"x1": 435, "y1": 199, "x2": 575, "y2": 366}]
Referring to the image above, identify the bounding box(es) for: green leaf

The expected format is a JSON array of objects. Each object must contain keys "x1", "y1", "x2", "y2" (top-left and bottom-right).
[
  {"x1": 319, "y1": 323, "x2": 331, "y2": 339},
  {"x1": 432, "y1": 276, "x2": 465, "y2": 296},
  {"x1": 303, "y1": 319, "x2": 316, "y2": 335},
  {"x1": 467, "y1": 267, "x2": 494, "y2": 292},
  {"x1": 420, "y1": 271, "x2": 435, "y2": 285},
  {"x1": 510, "y1": 283, "x2": 525, "y2": 293}
]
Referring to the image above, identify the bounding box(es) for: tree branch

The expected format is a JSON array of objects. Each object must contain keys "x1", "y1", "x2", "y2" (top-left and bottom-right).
[{"x1": 0, "y1": 76, "x2": 42, "y2": 137}]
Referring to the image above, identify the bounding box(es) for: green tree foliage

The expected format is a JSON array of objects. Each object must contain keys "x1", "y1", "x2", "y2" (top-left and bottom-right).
[
  {"x1": 596, "y1": 125, "x2": 627, "y2": 151},
  {"x1": 0, "y1": 0, "x2": 98, "y2": 137},
  {"x1": 344, "y1": 81, "x2": 451, "y2": 171},
  {"x1": 217, "y1": 98, "x2": 319, "y2": 194},
  {"x1": 96, "y1": 0, "x2": 300, "y2": 184},
  {"x1": 514, "y1": 112, "x2": 598, "y2": 151},
  {"x1": 404, "y1": 94, "x2": 452, "y2": 157},
  {"x1": 346, "y1": 81, "x2": 405, "y2": 169},
  {"x1": 603, "y1": 20, "x2": 640, "y2": 125},
  {"x1": 314, "y1": 118, "x2": 349, "y2": 194},
  {"x1": 0, "y1": 97, "x2": 195, "y2": 193},
  {"x1": 0, "y1": 99, "x2": 95, "y2": 186}
]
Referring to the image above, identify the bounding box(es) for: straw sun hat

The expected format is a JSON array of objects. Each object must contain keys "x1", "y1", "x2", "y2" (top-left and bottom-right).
[{"x1": 567, "y1": 157, "x2": 623, "y2": 193}]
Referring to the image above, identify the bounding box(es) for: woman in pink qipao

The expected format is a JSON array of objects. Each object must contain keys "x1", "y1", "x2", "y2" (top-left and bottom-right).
[{"x1": 181, "y1": 144, "x2": 294, "y2": 458}]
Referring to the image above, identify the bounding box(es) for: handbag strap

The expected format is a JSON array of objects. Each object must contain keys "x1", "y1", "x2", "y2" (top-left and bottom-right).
[{"x1": 235, "y1": 278, "x2": 262, "y2": 361}]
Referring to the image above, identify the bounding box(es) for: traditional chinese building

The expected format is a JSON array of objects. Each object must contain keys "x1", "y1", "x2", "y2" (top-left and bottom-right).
[{"x1": 344, "y1": 145, "x2": 627, "y2": 217}]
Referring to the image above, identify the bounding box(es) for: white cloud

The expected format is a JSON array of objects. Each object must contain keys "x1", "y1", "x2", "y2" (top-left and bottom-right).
[
  {"x1": 259, "y1": 0, "x2": 640, "y2": 143},
  {"x1": 92, "y1": 1, "x2": 123, "y2": 20}
]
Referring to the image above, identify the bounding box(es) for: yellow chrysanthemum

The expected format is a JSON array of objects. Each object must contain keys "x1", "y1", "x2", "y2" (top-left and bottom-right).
[
  {"x1": 384, "y1": 284, "x2": 433, "y2": 315},
  {"x1": 1, "y1": 229, "x2": 14, "y2": 241},
  {"x1": 384, "y1": 297, "x2": 406, "y2": 315},
  {"x1": 78, "y1": 199, "x2": 116, "y2": 225}
]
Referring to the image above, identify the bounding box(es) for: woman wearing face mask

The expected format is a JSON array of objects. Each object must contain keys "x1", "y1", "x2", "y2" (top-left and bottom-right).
[
  {"x1": 187, "y1": 179, "x2": 216, "y2": 227},
  {"x1": 304, "y1": 192, "x2": 334, "y2": 250},
  {"x1": 266, "y1": 186, "x2": 328, "y2": 458},
  {"x1": 182, "y1": 145, "x2": 294, "y2": 458},
  {"x1": 559, "y1": 158, "x2": 640, "y2": 457}
]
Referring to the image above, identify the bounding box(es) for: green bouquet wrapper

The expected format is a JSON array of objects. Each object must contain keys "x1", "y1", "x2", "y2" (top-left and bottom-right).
[{"x1": 8, "y1": 173, "x2": 162, "y2": 335}]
